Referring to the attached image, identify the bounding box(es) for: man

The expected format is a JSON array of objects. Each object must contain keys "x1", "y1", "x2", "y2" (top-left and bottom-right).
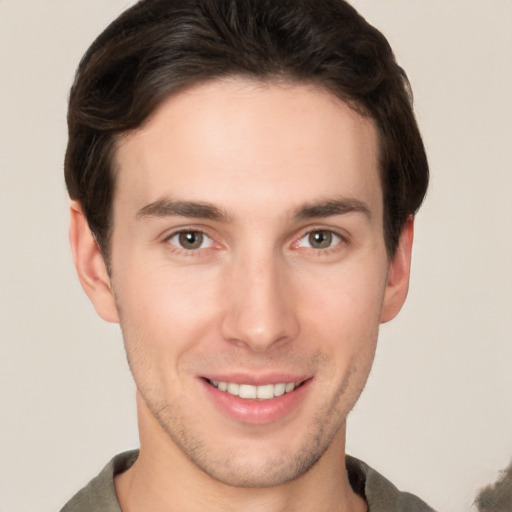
[{"x1": 61, "y1": 0, "x2": 432, "y2": 510}]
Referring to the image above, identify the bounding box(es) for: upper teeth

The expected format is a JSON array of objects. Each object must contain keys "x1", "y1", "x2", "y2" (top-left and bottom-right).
[{"x1": 210, "y1": 380, "x2": 296, "y2": 400}]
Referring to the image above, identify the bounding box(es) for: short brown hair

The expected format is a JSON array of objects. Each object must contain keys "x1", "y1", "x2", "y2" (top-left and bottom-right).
[{"x1": 65, "y1": 0, "x2": 428, "y2": 260}]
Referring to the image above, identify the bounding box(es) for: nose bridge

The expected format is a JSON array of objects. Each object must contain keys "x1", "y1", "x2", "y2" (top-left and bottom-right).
[{"x1": 220, "y1": 243, "x2": 298, "y2": 351}]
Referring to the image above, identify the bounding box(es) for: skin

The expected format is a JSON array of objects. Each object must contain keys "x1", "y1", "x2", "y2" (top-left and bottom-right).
[{"x1": 70, "y1": 78, "x2": 413, "y2": 512}]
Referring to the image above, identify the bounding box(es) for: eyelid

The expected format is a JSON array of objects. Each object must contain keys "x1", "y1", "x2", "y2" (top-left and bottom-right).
[
  {"x1": 293, "y1": 226, "x2": 348, "y2": 251},
  {"x1": 163, "y1": 226, "x2": 219, "y2": 253},
  {"x1": 161, "y1": 223, "x2": 212, "y2": 240}
]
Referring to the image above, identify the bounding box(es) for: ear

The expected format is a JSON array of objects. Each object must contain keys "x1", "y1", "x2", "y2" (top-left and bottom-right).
[
  {"x1": 380, "y1": 217, "x2": 414, "y2": 324},
  {"x1": 69, "y1": 201, "x2": 119, "y2": 323}
]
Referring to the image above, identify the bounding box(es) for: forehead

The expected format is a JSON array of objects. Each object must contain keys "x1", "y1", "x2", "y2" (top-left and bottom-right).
[{"x1": 113, "y1": 78, "x2": 381, "y2": 219}]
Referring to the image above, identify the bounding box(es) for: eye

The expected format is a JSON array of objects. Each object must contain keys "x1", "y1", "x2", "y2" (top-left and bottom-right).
[
  {"x1": 298, "y1": 230, "x2": 342, "y2": 250},
  {"x1": 167, "y1": 230, "x2": 214, "y2": 251}
]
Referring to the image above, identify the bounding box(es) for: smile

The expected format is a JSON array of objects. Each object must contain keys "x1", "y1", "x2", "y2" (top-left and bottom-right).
[{"x1": 208, "y1": 380, "x2": 297, "y2": 400}]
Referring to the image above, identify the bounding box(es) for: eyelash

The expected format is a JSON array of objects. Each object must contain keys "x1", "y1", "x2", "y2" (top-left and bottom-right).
[
  {"x1": 164, "y1": 229, "x2": 217, "y2": 254},
  {"x1": 294, "y1": 228, "x2": 346, "y2": 253},
  {"x1": 163, "y1": 227, "x2": 347, "y2": 255}
]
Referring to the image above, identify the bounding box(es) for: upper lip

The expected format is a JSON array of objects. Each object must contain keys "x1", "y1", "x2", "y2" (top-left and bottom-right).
[{"x1": 201, "y1": 373, "x2": 311, "y2": 386}]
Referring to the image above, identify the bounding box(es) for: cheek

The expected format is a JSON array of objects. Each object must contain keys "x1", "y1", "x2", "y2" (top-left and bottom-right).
[
  {"x1": 117, "y1": 256, "x2": 221, "y2": 322},
  {"x1": 113, "y1": 262, "x2": 224, "y2": 379},
  {"x1": 294, "y1": 261, "x2": 386, "y2": 371},
  {"x1": 298, "y1": 262, "x2": 387, "y2": 332}
]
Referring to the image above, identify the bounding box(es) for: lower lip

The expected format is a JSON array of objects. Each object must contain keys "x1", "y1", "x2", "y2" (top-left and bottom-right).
[{"x1": 200, "y1": 378, "x2": 312, "y2": 425}]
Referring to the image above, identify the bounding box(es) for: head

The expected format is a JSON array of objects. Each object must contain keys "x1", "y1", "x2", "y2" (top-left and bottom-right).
[
  {"x1": 65, "y1": 0, "x2": 428, "y2": 265},
  {"x1": 66, "y1": 0, "x2": 428, "y2": 493}
]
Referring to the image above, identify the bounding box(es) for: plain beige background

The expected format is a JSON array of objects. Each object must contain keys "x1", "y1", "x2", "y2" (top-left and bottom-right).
[{"x1": 0, "y1": 1, "x2": 511, "y2": 511}]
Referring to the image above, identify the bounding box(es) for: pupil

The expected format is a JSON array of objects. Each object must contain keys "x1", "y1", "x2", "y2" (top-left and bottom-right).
[
  {"x1": 179, "y1": 231, "x2": 203, "y2": 249},
  {"x1": 309, "y1": 231, "x2": 331, "y2": 249}
]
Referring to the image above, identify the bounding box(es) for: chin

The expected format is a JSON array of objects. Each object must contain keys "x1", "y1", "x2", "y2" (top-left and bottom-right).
[
  {"x1": 151, "y1": 401, "x2": 343, "y2": 489},
  {"x1": 189, "y1": 443, "x2": 328, "y2": 488}
]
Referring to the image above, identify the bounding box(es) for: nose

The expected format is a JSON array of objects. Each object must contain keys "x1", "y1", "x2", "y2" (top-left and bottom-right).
[{"x1": 220, "y1": 251, "x2": 300, "y2": 352}]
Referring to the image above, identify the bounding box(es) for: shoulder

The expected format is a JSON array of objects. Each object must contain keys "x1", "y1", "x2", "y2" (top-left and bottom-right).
[
  {"x1": 346, "y1": 455, "x2": 436, "y2": 512},
  {"x1": 59, "y1": 450, "x2": 139, "y2": 512}
]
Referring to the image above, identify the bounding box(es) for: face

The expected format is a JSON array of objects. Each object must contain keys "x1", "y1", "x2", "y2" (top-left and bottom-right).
[{"x1": 72, "y1": 78, "x2": 412, "y2": 488}]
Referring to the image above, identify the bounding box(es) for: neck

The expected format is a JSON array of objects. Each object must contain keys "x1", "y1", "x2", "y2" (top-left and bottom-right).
[{"x1": 115, "y1": 395, "x2": 367, "y2": 512}]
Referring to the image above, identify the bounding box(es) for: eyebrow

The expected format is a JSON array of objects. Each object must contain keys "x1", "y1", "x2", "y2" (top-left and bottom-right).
[
  {"x1": 136, "y1": 198, "x2": 230, "y2": 222},
  {"x1": 293, "y1": 198, "x2": 371, "y2": 221},
  {"x1": 136, "y1": 196, "x2": 371, "y2": 223}
]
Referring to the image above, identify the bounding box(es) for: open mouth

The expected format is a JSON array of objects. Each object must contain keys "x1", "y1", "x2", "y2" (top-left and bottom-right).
[{"x1": 206, "y1": 379, "x2": 305, "y2": 400}]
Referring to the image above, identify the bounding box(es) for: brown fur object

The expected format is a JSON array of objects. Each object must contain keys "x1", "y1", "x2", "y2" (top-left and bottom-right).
[{"x1": 475, "y1": 460, "x2": 512, "y2": 512}]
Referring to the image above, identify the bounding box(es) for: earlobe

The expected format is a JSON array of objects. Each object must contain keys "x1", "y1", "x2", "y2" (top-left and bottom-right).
[
  {"x1": 380, "y1": 217, "x2": 414, "y2": 324},
  {"x1": 69, "y1": 201, "x2": 119, "y2": 323}
]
